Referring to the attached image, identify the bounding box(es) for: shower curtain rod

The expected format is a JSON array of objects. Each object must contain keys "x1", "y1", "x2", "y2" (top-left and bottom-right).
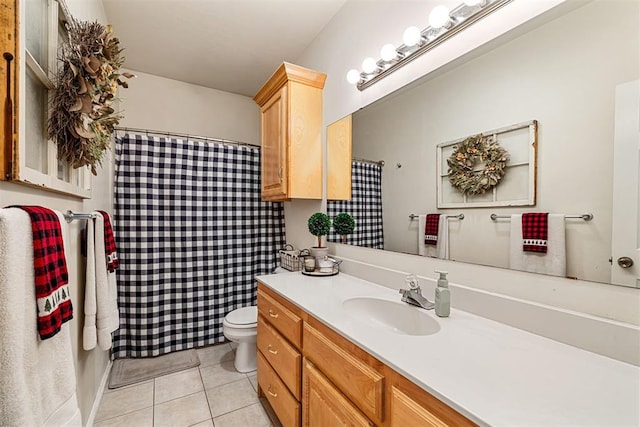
[
  {"x1": 352, "y1": 157, "x2": 385, "y2": 167},
  {"x1": 113, "y1": 127, "x2": 261, "y2": 149}
]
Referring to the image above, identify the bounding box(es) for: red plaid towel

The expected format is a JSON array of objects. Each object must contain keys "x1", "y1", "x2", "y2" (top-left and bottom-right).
[
  {"x1": 97, "y1": 210, "x2": 119, "y2": 272},
  {"x1": 424, "y1": 214, "x2": 440, "y2": 246},
  {"x1": 14, "y1": 206, "x2": 73, "y2": 339},
  {"x1": 522, "y1": 212, "x2": 548, "y2": 253}
]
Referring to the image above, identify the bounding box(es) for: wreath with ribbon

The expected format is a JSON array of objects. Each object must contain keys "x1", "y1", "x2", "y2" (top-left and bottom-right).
[{"x1": 446, "y1": 134, "x2": 509, "y2": 195}]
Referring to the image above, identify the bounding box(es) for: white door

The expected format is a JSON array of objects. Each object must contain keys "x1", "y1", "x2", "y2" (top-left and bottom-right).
[{"x1": 611, "y1": 80, "x2": 640, "y2": 288}]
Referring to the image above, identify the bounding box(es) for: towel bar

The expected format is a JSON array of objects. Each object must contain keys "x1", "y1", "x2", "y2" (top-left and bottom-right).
[
  {"x1": 490, "y1": 213, "x2": 593, "y2": 221},
  {"x1": 63, "y1": 210, "x2": 99, "y2": 223},
  {"x1": 409, "y1": 213, "x2": 464, "y2": 220}
]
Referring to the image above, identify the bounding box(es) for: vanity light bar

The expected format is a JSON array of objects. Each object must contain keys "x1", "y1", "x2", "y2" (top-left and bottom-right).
[{"x1": 348, "y1": 0, "x2": 513, "y2": 91}]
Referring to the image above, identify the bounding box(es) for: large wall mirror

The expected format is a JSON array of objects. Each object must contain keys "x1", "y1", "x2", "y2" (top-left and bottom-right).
[{"x1": 328, "y1": 1, "x2": 639, "y2": 288}]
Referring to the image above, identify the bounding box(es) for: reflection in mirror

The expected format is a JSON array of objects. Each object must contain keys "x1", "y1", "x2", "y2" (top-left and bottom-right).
[{"x1": 328, "y1": 1, "x2": 639, "y2": 288}]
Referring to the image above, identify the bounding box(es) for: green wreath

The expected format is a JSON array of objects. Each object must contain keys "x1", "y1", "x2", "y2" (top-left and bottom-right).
[{"x1": 446, "y1": 134, "x2": 509, "y2": 195}]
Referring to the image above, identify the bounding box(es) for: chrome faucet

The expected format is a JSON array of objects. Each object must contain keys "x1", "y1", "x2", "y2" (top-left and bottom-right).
[{"x1": 399, "y1": 274, "x2": 434, "y2": 310}]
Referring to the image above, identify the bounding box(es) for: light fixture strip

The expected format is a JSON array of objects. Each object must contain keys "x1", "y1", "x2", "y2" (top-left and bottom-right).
[{"x1": 356, "y1": 0, "x2": 513, "y2": 91}]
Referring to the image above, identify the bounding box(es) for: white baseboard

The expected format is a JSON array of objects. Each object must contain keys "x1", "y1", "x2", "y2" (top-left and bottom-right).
[{"x1": 85, "y1": 360, "x2": 112, "y2": 427}]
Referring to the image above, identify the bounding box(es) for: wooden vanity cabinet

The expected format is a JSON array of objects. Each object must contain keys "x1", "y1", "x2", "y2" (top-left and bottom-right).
[
  {"x1": 257, "y1": 281, "x2": 476, "y2": 427},
  {"x1": 253, "y1": 62, "x2": 326, "y2": 202},
  {"x1": 257, "y1": 284, "x2": 303, "y2": 426}
]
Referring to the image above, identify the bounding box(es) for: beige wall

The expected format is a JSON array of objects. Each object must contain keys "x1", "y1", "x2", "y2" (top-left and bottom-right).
[
  {"x1": 292, "y1": 0, "x2": 640, "y2": 326},
  {"x1": 118, "y1": 70, "x2": 259, "y2": 144}
]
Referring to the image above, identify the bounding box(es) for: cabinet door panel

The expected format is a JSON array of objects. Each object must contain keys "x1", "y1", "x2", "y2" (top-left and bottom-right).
[
  {"x1": 303, "y1": 323, "x2": 384, "y2": 423},
  {"x1": 260, "y1": 85, "x2": 287, "y2": 200},
  {"x1": 302, "y1": 359, "x2": 373, "y2": 427}
]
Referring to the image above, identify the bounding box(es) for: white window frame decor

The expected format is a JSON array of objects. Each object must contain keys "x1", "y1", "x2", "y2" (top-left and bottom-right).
[
  {"x1": 17, "y1": 0, "x2": 92, "y2": 198},
  {"x1": 436, "y1": 120, "x2": 537, "y2": 208}
]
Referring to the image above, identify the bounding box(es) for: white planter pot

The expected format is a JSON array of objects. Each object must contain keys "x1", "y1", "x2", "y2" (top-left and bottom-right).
[{"x1": 309, "y1": 246, "x2": 329, "y2": 261}]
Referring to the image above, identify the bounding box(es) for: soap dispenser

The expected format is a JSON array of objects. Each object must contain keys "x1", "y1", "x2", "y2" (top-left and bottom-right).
[{"x1": 434, "y1": 271, "x2": 450, "y2": 317}]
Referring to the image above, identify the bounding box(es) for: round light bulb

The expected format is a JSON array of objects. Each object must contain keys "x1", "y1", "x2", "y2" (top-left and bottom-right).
[
  {"x1": 361, "y1": 57, "x2": 378, "y2": 74},
  {"x1": 380, "y1": 43, "x2": 398, "y2": 62},
  {"x1": 346, "y1": 69, "x2": 361, "y2": 85},
  {"x1": 402, "y1": 26, "x2": 422, "y2": 47},
  {"x1": 463, "y1": 0, "x2": 482, "y2": 5},
  {"x1": 429, "y1": 5, "x2": 451, "y2": 28}
]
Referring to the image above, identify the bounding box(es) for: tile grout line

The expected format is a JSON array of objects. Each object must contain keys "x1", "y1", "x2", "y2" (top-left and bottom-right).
[{"x1": 198, "y1": 365, "x2": 215, "y2": 424}]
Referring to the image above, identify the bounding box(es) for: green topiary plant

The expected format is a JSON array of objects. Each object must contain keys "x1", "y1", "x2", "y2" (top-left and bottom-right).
[
  {"x1": 308, "y1": 212, "x2": 331, "y2": 248},
  {"x1": 333, "y1": 213, "x2": 355, "y2": 244}
]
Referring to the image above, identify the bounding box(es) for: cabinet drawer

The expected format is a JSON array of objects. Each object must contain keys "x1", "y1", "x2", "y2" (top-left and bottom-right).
[
  {"x1": 302, "y1": 358, "x2": 373, "y2": 427},
  {"x1": 258, "y1": 289, "x2": 302, "y2": 348},
  {"x1": 303, "y1": 323, "x2": 384, "y2": 423},
  {"x1": 258, "y1": 351, "x2": 301, "y2": 427},
  {"x1": 258, "y1": 314, "x2": 302, "y2": 399}
]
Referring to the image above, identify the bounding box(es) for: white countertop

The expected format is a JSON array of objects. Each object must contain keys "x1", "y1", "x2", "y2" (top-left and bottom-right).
[{"x1": 257, "y1": 271, "x2": 640, "y2": 426}]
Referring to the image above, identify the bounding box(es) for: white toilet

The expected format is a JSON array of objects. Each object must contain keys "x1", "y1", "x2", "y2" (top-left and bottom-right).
[{"x1": 222, "y1": 306, "x2": 258, "y2": 373}]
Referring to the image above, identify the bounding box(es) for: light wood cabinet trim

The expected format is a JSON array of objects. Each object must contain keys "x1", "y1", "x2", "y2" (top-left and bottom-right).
[
  {"x1": 257, "y1": 314, "x2": 302, "y2": 399},
  {"x1": 258, "y1": 351, "x2": 301, "y2": 427},
  {"x1": 257, "y1": 283, "x2": 303, "y2": 349},
  {"x1": 302, "y1": 358, "x2": 374, "y2": 427},
  {"x1": 385, "y1": 373, "x2": 476, "y2": 427},
  {"x1": 254, "y1": 62, "x2": 326, "y2": 107},
  {"x1": 327, "y1": 114, "x2": 352, "y2": 200},
  {"x1": 303, "y1": 321, "x2": 384, "y2": 424},
  {"x1": 1, "y1": 0, "x2": 18, "y2": 181}
]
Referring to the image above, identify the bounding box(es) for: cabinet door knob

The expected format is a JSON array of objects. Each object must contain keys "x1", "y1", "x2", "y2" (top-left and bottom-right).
[
  {"x1": 267, "y1": 386, "x2": 278, "y2": 398},
  {"x1": 267, "y1": 344, "x2": 278, "y2": 355},
  {"x1": 268, "y1": 309, "x2": 279, "y2": 318}
]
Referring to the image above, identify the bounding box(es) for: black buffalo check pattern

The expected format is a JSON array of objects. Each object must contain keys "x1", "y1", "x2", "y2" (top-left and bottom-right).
[
  {"x1": 327, "y1": 161, "x2": 384, "y2": 249},
  {"x1": 112, "y1": 134, "x2": 285, "y2": 359}
]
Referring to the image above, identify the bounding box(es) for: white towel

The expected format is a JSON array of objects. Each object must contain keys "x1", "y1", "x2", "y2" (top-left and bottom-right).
[
  {"x1": 417, "y1": 214, "x2": 449, "y2": 260},
  {"x1": 509, "y1": 214, "x2": 566, "y2": 277},
  {"x1": 84, "y1": 212, "x2": 120, "y2": 351},
  {"x1": 0, "y1": 208, "x2": 80, "y2": 427}
]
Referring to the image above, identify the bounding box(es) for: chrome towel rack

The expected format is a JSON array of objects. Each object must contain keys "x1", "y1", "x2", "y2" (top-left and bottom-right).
[
  {"x1": 409, "y1": 213, "x2": 464, "y2": 220},
  {"x1": 63, "y1": 210, "x2": 99, "y2": 223},
  {"x1": 490, "y1": 213, "x2": 594, "y2": 221}
]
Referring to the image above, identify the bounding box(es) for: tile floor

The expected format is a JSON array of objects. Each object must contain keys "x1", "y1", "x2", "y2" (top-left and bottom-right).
[{"x1": 94, "y1": 343, "x2": 282, "y2": 427}]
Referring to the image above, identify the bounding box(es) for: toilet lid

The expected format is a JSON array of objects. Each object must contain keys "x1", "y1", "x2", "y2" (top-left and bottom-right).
[{"x1": 226, "y1": 306, "x2": 257, "y2": 326}]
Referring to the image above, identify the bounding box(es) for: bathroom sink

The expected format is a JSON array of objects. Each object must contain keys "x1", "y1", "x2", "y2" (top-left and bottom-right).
[{"x1": 342, "y1": 297, "x2": 440, "y2": 336}]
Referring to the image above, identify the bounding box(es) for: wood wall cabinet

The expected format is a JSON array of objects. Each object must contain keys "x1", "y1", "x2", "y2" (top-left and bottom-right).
[
  {"x1": 256, "y1": 281, "x2": 475, "y2": 427},
  {"x1": 253, "y1": 62, "x2": 326, "y2": 201}
]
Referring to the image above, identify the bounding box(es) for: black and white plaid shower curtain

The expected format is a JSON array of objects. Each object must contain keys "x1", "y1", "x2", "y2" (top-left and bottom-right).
[
  {"x1": 328, "y1": 161, "x2": 384, "y2": 249},
  {"x1": 112, "y1": 133, "x2": 285, "y2": 359}
]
